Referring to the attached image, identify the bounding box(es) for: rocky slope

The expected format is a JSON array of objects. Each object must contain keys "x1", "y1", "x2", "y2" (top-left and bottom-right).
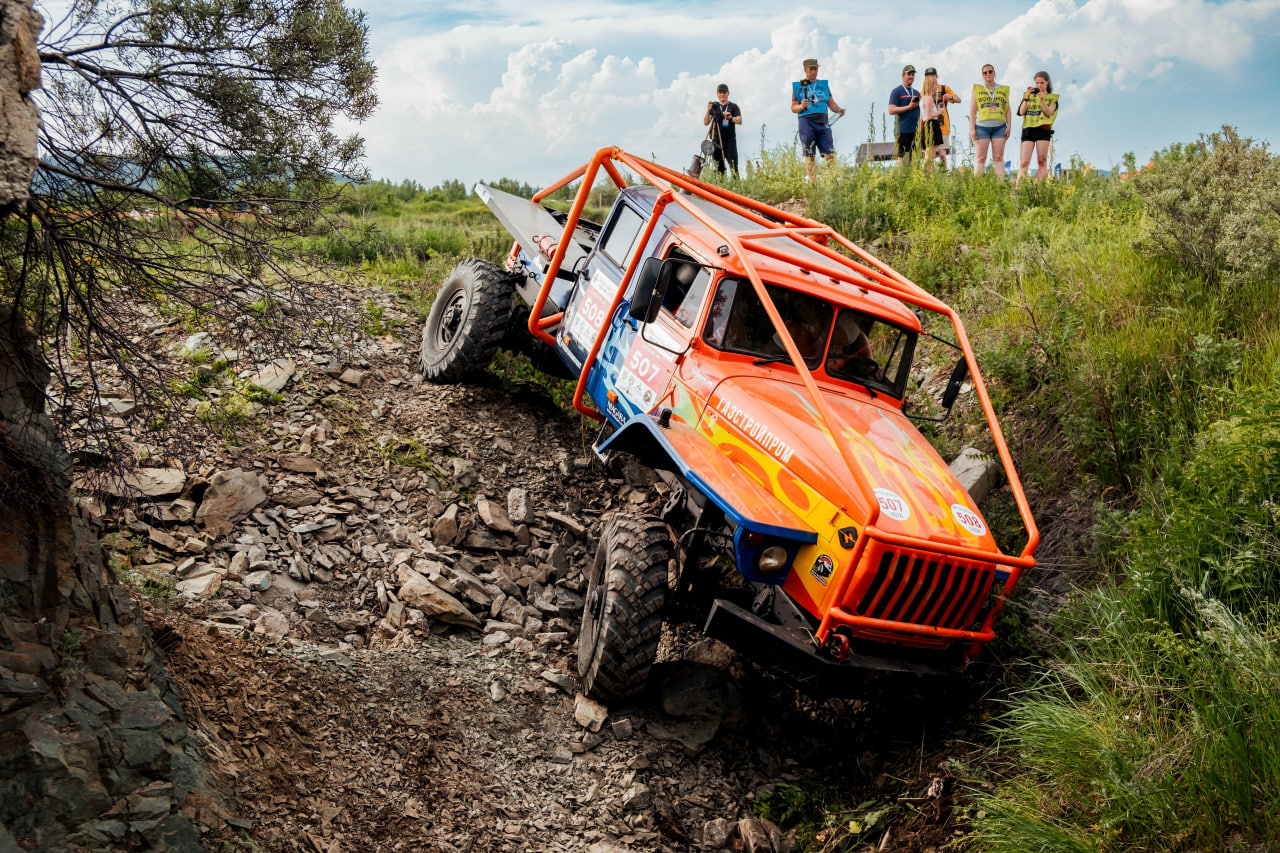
[{"x1": 71, "y1": 281, "x2": 985, "y2": 853}]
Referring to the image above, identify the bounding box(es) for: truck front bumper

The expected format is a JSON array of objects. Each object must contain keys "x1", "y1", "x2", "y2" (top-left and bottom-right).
[{"x1": 702, "y1": 598, "x2": 963, "y2": 691}]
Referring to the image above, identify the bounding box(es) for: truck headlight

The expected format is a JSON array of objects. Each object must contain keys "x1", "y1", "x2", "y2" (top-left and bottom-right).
[{"x1": 757, "y1": 545, "x2": 789, "y2": 573}]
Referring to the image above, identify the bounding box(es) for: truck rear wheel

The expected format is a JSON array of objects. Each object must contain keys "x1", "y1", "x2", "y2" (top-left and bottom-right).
[
  {"x1": 578, "y1": 513, "x2": 672, "y2": 702},
  {"x1": 420, "y1": 258, "x2": 514, "y2": 382}
]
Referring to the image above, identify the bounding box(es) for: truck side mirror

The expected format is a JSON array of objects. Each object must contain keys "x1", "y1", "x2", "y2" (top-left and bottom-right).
[
  {"x1": 941, "y1": 357, "x2": 969, "y2": 410},
  {"x1": 629, "y1": 257, "x2": 670, "y2": 323}
]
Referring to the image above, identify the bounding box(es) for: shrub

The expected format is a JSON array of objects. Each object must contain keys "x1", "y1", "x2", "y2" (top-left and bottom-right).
[{"x1": 1131, "y1": 126, "x2": 1280, "y2": 288}]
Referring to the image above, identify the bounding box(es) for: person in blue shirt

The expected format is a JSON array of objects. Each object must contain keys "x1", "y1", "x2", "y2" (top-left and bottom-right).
[
  {"x1": 888, "y1": 65, "x2": 921, "y2": 165},
  {"x1": 791, "y1": 58, "x2": 846, "y2": 181}
]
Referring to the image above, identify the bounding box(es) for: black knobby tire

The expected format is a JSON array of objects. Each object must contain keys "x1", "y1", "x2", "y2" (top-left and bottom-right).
[
  {"x1": 420, "y1": 258, "x2": 515, "y2": 383},
  {"x1": 578, "y1": 513, "x2": 672, "y2": 702}
]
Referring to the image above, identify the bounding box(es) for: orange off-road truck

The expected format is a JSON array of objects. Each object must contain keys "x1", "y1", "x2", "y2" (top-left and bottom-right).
[{"x1": 420, "y1": 148, "x2": 1038, "y2": 701}]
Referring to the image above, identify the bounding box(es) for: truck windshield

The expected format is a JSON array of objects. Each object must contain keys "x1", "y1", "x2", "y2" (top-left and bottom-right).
[
  {"x1": 824, "y1": 308, "x2": 915, "y2": 397},
  {"x1": 703, "y1": 278, "x2": 832, "y2": 369},
  {"x1": 704, "y1": 278, "x2": 914, "y2": 397}
]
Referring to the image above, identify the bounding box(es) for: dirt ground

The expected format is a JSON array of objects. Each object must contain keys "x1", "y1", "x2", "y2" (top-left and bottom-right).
[{"x1": 93, "y1": 281, "x2": 1022, "y2": 853}]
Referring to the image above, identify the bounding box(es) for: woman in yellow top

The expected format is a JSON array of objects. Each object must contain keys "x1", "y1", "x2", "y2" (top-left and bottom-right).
[
  {"x1": 969, "y1": 64, "x2": 1011, "y2": 176},
  {"x1": 1017, "y1": 71, "x2": 1059, "y2": 182}
]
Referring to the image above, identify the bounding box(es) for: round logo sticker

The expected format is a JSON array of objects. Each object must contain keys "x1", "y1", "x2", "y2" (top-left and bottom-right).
[
  {"x1": 873, "y1": 488, "x2": 911, "y2": 522},
  {"x1": 951, "y1": 503, "x2": 988, "y2": 536}
]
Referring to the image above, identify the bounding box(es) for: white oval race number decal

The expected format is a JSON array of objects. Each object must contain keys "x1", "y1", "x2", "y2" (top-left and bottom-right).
[
  {"x1": 951, "y1": 503, "x2": 988, "y2": 536},
  {"x1": 873, "y1": 488, "x2": 911, "y2": 522}
]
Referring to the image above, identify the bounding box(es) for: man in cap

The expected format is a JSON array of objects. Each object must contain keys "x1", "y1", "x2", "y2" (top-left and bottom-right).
[
  {"x1": 888, "y1": 64, "x2": 921, "y2": 165},
  {"x1": 703, "y1": 83, "x2": 742, "y2": 177},
  {"x1": 791, "y1": 58, "x2": 846, "y2": 180}
]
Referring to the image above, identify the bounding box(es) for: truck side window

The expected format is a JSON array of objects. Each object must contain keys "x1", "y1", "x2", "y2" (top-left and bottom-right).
[
  {"x1": 661, "y1": 251, "x2": 711, "y2": 328},
  {"x1": 600, "y1": 205, "x2": 646, "y2": 269}
]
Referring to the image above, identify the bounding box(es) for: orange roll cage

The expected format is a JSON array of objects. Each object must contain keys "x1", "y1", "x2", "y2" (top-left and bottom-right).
[{"x1": 524, "y1": 148, "x2": 1038, "y2": 646}]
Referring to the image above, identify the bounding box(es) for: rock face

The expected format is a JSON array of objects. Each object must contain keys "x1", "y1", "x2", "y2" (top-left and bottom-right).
[
  {"x1": 0, "y1": 0, "x2": 41, "y2": 214},
  {"x1": 1, "y1": 305, "x2": 220, "y2": 849}
]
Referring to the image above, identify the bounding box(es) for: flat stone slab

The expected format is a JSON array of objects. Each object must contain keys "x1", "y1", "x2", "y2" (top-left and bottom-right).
[
  {"x1": 247, "y1": 358, "x2": 295, "y2": 393},
  {"x1": 196, "y1": 468, "x2": 267, "y2": 528},
  {"x1": 102, "y1": 468, "x2": 187, "y2": 498},
  {"x1": 398, "y1": 574, "x2": 480, "y2": 628}
]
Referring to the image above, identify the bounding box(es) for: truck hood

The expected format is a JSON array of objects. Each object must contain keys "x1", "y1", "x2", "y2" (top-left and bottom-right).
[{"x1": 701, "y1": 373, "x2": 997, "y2": 552}]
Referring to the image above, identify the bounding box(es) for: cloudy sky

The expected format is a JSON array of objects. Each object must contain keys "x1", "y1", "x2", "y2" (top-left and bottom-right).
[{"x1": 349, "y1": 0, "x2": 1280, "y2": 187}]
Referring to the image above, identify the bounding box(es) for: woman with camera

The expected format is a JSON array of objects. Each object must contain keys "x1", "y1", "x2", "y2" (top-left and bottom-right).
[{"x1": 1017, "y1": 71, "x2": 1059, "y2": 183}]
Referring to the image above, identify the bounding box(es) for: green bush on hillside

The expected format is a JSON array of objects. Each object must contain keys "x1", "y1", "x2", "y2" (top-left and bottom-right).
[
  {"x1": 975, "y1": 387, "x2": 1280, "y2": 853},
  {"x1": 1132, "y1": 127, "x2": 1280, "y2": 288},
  {"x1": 1120, "y1": 390, "x2": 1280, "y2": 617}
]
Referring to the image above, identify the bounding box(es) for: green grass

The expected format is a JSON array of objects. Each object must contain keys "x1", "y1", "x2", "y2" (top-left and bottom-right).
[
  {"x1": 195, "y1": 393, "x2": 255, "y2": 437},
  {"x1": 360, "y1": 299, "x2": 400, "y2": 336}
]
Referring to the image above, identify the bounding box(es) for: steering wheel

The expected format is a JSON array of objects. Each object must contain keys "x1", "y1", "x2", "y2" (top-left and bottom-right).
[{"x1": 831, "y1": 353, "x2": 883, "y2": 381}]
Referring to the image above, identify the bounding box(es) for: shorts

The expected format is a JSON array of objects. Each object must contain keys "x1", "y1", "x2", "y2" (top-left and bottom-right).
[
  {"x1": 1022, "y1": 125, "x2": 1053, "y2": 143},
  {"x1": 921, "y1": 119, "x2": 943, "y2": 147},
  {"x1": 799, "y1": 116, "x2": 834, "y2": 157},
  {"x1": 975, "y1": 123, "x2": 1007, "y2": 140},
  {"x1": 895, "y1": 132, "x2": 916, "y2": 157}
]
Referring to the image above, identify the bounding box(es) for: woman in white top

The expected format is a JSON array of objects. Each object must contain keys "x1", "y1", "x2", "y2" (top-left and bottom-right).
[{"x1": 919, "y1": 70, "x2": 944, "y2": 172}]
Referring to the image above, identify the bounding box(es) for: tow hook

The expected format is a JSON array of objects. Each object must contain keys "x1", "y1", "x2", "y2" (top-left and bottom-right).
[{"x1": 823, "y1": 632, "x2": 851, "y2": 662}]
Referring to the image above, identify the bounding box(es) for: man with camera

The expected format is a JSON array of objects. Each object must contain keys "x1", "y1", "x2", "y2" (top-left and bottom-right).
[
  {"x1": 888, "y1": 65, "x2": 921, "y2": 165},
  {"x1": 791, "y1": 58, "x2": 846, "y2": 181},
  {"x1": 703, "y1": 84, "x2": 742, "y2": 177}
]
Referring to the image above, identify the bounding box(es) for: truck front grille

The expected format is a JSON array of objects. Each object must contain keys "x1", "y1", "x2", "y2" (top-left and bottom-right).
[{"x1": 854, "y1": 549, "x2": 995, "y2": 631}]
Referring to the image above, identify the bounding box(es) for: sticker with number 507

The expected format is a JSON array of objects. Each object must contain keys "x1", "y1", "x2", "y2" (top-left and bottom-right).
[{"x1": 615, "y1": 337, "x2": 674, "y2": 410}]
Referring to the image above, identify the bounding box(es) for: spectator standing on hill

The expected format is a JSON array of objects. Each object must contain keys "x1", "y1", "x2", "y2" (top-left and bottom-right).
[
  {"x1": 970, "y1": 64, "x2": 1011, "y2": 176},
  {"x1": 888, "y1": 65, "x2": 921, "y2": 165},
  {"x1": 1017, "y1": 71, "x2": 1059, "y2": 183},
  {"x1": 703, "y1": 84, "x2": 742, "y2": 177},
  {"x1": 919, "y1": 70, "x2": 944, "y2": 171},
  {"x1": 791, "y1": 58, "x2": 846, "y2": 181},
  {"x1": 927, "y1": 68, "x2": 960, "y2": 168}
]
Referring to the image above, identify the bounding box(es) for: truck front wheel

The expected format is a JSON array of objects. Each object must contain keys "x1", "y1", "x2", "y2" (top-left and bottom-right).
[
  {"x1": 578, "y1": 513, "x2": 672, "y2": 702},
  {"x1": 419, "y1": 258, "x2": 514, "y2": 382}
]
